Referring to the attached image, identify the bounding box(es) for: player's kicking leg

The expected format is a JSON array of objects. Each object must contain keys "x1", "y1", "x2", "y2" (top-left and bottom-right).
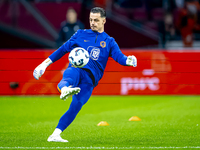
[
  {"x1": 57, "y1": 67, "x2": 81, "y2": 101},
  {"x1": 60, "y1": 86, "x2": 81, "y2": 100}
]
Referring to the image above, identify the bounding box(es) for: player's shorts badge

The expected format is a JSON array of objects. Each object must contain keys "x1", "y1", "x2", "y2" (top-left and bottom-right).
[{"x1": 100, "y1": 41, "x2": 106, "y2": 48}]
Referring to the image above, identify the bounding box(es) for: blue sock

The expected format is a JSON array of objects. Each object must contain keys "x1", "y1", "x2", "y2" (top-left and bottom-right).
[{"x1": 56, "y1": 98, "x2": 83, "y2": 131}]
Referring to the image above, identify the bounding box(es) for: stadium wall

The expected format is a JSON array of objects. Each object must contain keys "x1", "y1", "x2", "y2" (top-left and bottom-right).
[{"x1": 0, "y1": 49, "x2": 200, "y2": 95}]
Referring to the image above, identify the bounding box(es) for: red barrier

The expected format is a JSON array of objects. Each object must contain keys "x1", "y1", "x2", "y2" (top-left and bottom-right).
[{"x1": 0, "y1": 49, "x2": 200, "y2": 95}]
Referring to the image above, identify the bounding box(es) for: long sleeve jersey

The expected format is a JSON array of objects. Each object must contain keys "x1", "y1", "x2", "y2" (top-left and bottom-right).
[{"x1": 49, "y1": 29, "x2": 127, "y2": 86}]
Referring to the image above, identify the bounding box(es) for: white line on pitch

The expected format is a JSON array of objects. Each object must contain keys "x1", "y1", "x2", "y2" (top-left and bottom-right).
[{"x1": 0, "y1": 146, "x2": 200, "y2": 149}]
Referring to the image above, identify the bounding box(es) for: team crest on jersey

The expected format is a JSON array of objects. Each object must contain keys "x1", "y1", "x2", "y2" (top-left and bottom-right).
[
  {"x1": 88, "y1": 47, "x2": 100, "y2": 60},
  {"x1": 100, "y1": 41, "x2": 106, "y2": 48}
]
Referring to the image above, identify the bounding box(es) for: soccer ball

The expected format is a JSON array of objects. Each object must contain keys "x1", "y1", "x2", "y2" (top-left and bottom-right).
[{"x1": 68, "y1": 47, "x2": 90, "y2": 68}]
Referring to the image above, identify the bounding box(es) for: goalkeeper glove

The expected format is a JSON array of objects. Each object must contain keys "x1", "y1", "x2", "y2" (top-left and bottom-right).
[
  {"x1": 126, "y1": 55, "x2": 137, "y2": 67},
  {"x1": 33, "y1": 58, "x2": 53, "y2": 80}
]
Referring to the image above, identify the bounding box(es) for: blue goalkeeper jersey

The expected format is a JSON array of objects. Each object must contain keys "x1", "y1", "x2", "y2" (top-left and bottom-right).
[{"x1": 49, "y1": 29, "x2": 127, "y2": 86}]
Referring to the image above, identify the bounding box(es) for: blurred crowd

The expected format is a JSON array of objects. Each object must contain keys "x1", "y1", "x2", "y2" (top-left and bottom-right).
[
  {"x1": 111, "y1": 0, "x2": 200, "y2": 47},
  {"x1": 56, "y1": 7, "x2": 84, "y2": 46},
  {"x1": 1, "y1": 0, "x2": 200, "y2": 48},
  {"x1": 55, "y1": 0, "x2": 200, "y2": 47},
  {"x1": 174, "y1": 0, "x2": 200, "y2": 47}
]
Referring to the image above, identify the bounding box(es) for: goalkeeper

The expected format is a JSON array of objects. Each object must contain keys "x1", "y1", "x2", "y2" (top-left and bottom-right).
[{"x1": 33, "y1": 7, "x2": 137, "y2": 142}]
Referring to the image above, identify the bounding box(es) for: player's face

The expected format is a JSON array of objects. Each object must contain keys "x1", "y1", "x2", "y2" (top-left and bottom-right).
[{"x1": 89, "y1": 12, "x2": 106, "y2": 33}]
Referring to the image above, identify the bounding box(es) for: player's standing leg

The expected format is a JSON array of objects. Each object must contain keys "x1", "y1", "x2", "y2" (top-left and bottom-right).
[{"x1": 56, "y1": 82, "x2": 93, "y2": 130}]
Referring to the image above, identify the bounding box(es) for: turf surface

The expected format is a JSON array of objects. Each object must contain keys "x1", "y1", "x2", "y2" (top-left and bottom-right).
[{"x1": 0, "y1": 96, "x2": 199, "y2": 149}]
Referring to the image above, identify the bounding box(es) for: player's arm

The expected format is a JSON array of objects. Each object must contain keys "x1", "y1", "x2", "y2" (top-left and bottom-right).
[
  {"x1": 49, "y1": 30, "x2": 81, "y2": 62},
  {"x1": 33, "y1": 30, "x2": 81, "y2": 80},
  {"x1": 110, "y1": 38, "x2": 137, "y2": 67},
  {"x1": 33, "y1": 58, "x2": 53, "y2": 80},
  {"x1": 33, "y1": 44, "x2": 70, "y2": 80},
  {"x1": 126, "y1": 55, "x2": 137, "y2": 67}
]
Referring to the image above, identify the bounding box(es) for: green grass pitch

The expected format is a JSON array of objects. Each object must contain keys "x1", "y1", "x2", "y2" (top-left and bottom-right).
[{"x1": 0, "y1": 96, "x2": 199, "y2": 149}]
